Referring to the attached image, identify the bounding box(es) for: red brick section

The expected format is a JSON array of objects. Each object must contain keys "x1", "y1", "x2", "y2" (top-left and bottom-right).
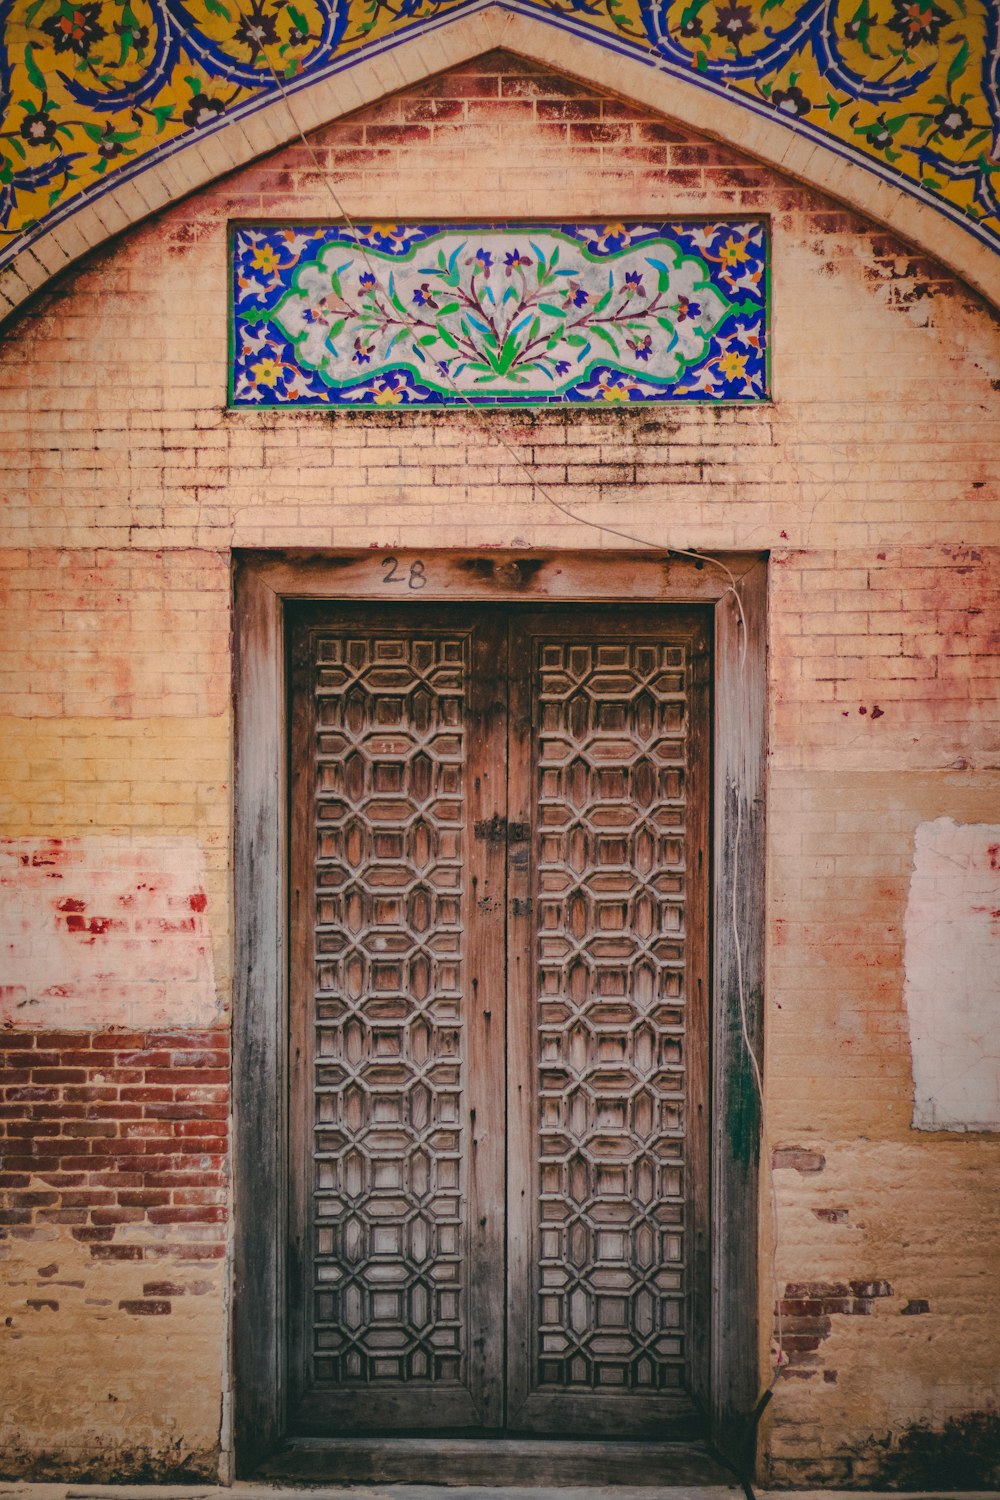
[
  {"x1": 0, "y1": 1029, "x2": 228, "y2": 1260},
  {"x1": 777, "y1": 1279, "x2": 895, "y2": 1380},
  {"x1": 190, "y1": 49, "x2": 791, "y2": 251},
  {"x1": 772, "y1": 1146, "x2": 827, "y2": 1172}
]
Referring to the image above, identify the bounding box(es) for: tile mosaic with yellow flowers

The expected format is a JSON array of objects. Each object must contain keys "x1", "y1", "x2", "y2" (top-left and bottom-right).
[
  {"x1": 230, "y1": 220, "x2": 768, "y2": 406},
  {"x1": 0, "y1": 0, "x2": 997, "y2": 278}
]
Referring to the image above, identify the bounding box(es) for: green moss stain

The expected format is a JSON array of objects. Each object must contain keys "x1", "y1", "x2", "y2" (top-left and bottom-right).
[{"x1": 726, "y1": 983, "x2": 763, "y2": 1171}]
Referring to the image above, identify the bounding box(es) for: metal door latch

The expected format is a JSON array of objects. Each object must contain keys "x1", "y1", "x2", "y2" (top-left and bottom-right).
[{"x1": 474, "y1": 815, "x2": 531, "y2": 844}]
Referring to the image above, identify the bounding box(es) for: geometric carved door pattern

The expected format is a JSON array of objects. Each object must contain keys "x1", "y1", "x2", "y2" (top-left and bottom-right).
[{"x1": 289, "y1": 605, "x2": 711, "y2": 1438}]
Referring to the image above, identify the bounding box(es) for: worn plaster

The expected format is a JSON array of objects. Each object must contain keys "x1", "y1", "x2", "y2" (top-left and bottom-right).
[
  {"x1": 0, "y1": 837, "x2": 219, "y2": 1030},
  {"x1": 903, "y1": 818, "x2": 1000, "y2": 1133}
]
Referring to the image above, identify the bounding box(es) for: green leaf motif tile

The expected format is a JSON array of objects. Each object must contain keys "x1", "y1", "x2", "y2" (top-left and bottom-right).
[{"x1": 231, "y1": 221, "x2": 769, "y2": 408}]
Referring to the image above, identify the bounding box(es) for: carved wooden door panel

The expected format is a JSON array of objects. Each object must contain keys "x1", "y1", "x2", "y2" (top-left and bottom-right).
[
  {"x1": 289, "y1": 607, "x2": 508, "y2": 1434},
  {"x1": 506, "y1": 610, "x2": 710, "y2": 1437},
  {"x1": 288, "y1": 604, "x2": 709, "y2": 1439}
]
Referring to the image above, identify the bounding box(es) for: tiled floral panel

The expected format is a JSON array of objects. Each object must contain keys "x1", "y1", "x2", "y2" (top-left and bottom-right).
[
  {"x1": 0, "y1": 0, "x2": 998, "y2": 282},
  {"x1": 230, "y1": 221, "x2": 768, "y2": 408}
]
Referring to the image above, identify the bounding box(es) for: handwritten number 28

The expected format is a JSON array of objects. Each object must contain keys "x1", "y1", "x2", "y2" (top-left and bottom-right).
[{"x1": 381, "y1": 557, "x2": 427, "y2": 590}]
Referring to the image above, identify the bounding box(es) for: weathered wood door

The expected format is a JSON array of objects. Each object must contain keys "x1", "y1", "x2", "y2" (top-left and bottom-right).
[{"x1": 289, "y1": 604, "x2": 710, "y2": 1439}]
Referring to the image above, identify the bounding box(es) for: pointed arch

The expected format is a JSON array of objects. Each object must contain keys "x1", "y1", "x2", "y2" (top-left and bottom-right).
[{"x1": 1, "y1": 4, "x2": 998, "y2": 323}]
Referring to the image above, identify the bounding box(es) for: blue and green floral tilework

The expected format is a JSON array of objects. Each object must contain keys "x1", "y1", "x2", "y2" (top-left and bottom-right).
[{"x1": 230, "y1": 220, "x2": 769, "y2": 408}]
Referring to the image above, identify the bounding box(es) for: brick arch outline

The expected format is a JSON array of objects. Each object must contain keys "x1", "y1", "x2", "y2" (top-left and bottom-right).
[{"x1": 1, "y1": 4, "x2": 999, "y2": 324}]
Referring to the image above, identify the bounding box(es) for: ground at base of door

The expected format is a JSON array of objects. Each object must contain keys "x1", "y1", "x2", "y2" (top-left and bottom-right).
[{"x1": 2, "y1": 1485, "x2": 999, "y2": 1500}]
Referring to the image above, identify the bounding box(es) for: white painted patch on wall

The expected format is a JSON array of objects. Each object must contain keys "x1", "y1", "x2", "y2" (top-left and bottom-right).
[
  {"x1": 904, "y1": 817, "x2": 1000, "y2": 1132},
  {"x1": 0, "y1": 835, "x2": 218, "y2": 1029}
]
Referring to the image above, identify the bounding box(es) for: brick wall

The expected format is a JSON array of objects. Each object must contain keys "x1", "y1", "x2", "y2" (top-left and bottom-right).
[
  {"x1": 1, "y1": 49, "x2": 999, "y2": 1485},
  {"x1": 0, "y1": 1029, "x2": 227, "y2": 1480},
  {"x1": 0, "y1": 1029, "x2": 227, "y2": 1254}
]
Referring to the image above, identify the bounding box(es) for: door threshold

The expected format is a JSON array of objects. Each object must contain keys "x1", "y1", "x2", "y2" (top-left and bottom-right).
[{"x1": 254, "y1": 1436, "x2": 738, "y2": 1487}]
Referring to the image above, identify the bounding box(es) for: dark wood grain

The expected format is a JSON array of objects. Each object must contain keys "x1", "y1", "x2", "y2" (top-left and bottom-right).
[
  {"x1": 257, "y1": 1436, "x2": 737, "y2": 1485},
  {"x1": 711, "y1": 559, "x2": 767, "y2": 1475},
  {"x1": 233, "y1": 562, "x2": 286, "y2": 1474},
  {"x1": 465, "y1": 615, "x2": 509, "y2": 1430},
  {"x1": 287, "y1": 612, "x2": 317, "y2": 1422},
  {"x1": 235, "y1": 549, "x2": 761, "y2": 606}
]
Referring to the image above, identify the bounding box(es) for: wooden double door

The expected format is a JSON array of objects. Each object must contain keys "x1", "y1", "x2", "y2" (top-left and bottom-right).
[{"x1": 289, "y1": 603, "x2": 711, "y2": 1439}]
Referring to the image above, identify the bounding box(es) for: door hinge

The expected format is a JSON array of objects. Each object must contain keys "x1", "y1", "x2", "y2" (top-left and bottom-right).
[{"x1": 474, "y1": 815, "x2": 531, "y2": 844}]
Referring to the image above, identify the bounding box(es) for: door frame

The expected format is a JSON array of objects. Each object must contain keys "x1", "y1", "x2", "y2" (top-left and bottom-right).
[{"x1": 232, "y1": 549, "x2": 767, "y2": 1477}]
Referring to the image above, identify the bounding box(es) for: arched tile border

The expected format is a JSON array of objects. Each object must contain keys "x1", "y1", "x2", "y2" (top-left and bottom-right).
[{"x1": 1, "y1": 6, "x2": 999, "y2": 324}]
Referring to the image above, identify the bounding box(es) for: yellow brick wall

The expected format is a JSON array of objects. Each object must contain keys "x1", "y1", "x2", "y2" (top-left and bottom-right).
[{"x1": 1, "y1": 49, "x2": 998, "y2": 1486}]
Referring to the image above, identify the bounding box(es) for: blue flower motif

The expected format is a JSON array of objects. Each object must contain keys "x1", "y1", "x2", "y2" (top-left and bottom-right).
[
  {"x1": 623, "y1": 270, "x2": 645, "y2": 297},
  {"x1": 567, "y1": 282, "x2": 589, "y2": 308},
  {"x1": 352, "y1": 336, "x2": 374, "y2": 365},
  {"x1": 504, "y1": 248, "x2": 531, "y2": 275},
  {"x1": 413, "y1": 283, "x2": 437, "y2": 308},
  {"x1": 359, "y1": 271, "x2": 377, "y2": 291},
  {"x1": 554, "y1": 360, "x2": 571, "y2": 375},
  {"x1": 472, "y1": 248, "x2": 493, "y2": 277}
]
